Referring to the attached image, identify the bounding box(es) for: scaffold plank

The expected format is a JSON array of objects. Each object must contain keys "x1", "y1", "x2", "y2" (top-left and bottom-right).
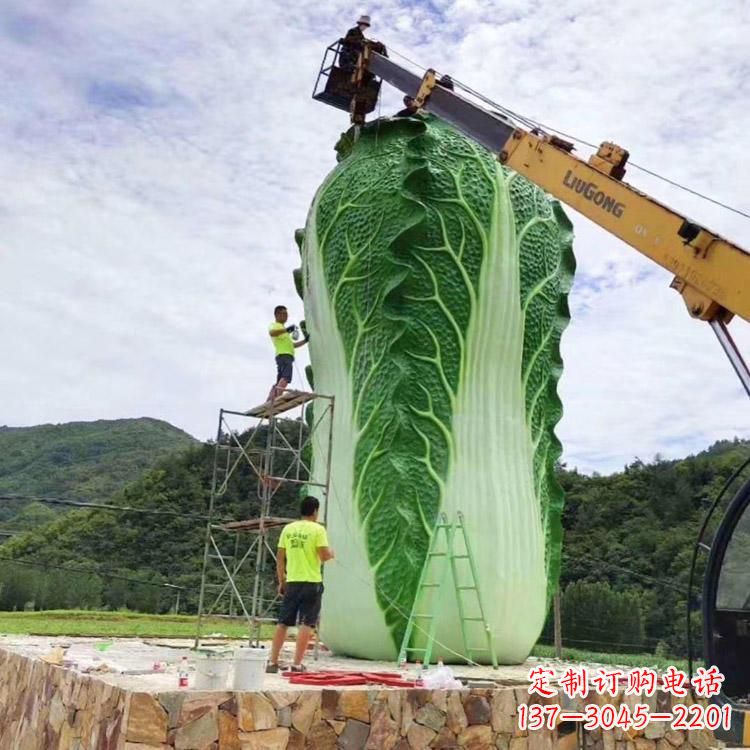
[
  {"x1": 220, "y1": 517, "x2": 295, "y2": 533},
  {"x1": 244, "y1": 390, "x2": 316, "y2": 418}
]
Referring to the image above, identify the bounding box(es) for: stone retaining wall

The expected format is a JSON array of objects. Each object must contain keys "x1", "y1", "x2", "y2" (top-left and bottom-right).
[{"x1": 0, "y1": 648, "x2": 722, "y2": 750}]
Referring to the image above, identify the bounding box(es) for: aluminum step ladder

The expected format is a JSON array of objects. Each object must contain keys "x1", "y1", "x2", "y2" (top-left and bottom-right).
[{"x1": 398, "y1": 511, "x2": 498, "y2": 669}]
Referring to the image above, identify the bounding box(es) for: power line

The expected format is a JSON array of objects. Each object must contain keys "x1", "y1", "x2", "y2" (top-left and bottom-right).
[
  {"x1": 0, "y1": 494, "x2": 231, "y2": 523},
  {"x1": 0, "y1": 556, "x2": 184, "y2": 590},
  {"x1": 572, "y1": 552, "x2": 688, "y2": 595}
]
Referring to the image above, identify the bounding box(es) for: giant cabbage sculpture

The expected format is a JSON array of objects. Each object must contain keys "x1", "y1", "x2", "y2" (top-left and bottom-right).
[{"x1": 295, "y1": 114, "x2": 575, "y2": 664}]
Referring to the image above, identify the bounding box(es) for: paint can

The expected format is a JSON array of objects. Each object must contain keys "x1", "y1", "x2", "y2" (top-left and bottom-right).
[
  {"x1": 194, "y1": 648, "x2": 232, "y2": 690},
  {"x1": 232, "y1": 646, "x2": 268, "y2": 691}
]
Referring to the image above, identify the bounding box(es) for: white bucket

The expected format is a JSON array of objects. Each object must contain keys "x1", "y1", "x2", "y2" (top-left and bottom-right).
[
  {"x1": 232, "y1": 646, "x2": 269, "y2": 691},
  {"x1": 194, "y1": 649, "x2": 232, "y2": 690}
]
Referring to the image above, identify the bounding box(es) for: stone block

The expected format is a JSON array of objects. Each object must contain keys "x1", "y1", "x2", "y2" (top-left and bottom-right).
[
  {"x1": 288, "y1": 728, "x2": 305, "y2": 750},
  {"x1": 367, "y1": 700, "x2": 399, "y2": 750},
  {"x1": 665, "y1": 731, "x2": 684, "y2": 747},
  {"x1": 463, "y1": 696, "x2": 490, "y2": 726},
  {"x1": 238, "y1": 694, "x2": 277, "y2": 732},
  {"x1": 339, "y1": 719, "x2": 371, "y2": 750},
  {"x1": 415, "y1": 703, "x2": 446, "y2": 733},
  {"x1": 491, "y1": 690, "x2": 516, "y2": 734},
  {"x1": 239, "y1": 727, "x2": 290, "y2": 750},
  {"x1": 305, "y1": 720, "x2": 337, "y2": 750},
  {"x1": 446, "y1": 693, "x2": 468, "y2": 735},
  {"x1": 158, "y1": 693, "x2": 186, "y2": 730},
  {"x1": 685, "y1": 729, "x2": 714, "y2": 750},
  {"x1": 127, "y1": 693, "x2": 169, "y2": 745},
  {"x1": 339, "y1": 691, "x2": 371, "y2": 723},
  {"x1": 181, "y1": 693, "x2": 233, "y2": 725},
  {"x1": 218, "y1": 709, "x2": 241, "y2": 750},
  {"x1": 457, "y1": 725, "x2": 493, "y2": 749},
  {"x1": 407, "y1": 721, "x2": 437, "y2": 749},
  {"x1": 645, "y1": 722, "x2": 666, "y2": 740},
  {"x1": 388, "y1": 691, "x2": 402, "y2": 727},
  {"x1": 321, "y1": 690, "x2": 339, "y2": 720},
  {"x1": 278, "y1": 707, "x2": 292, "y2": 728},
  {"x1": 528, "y1": 728, "x2": 553, "y2": 750},
  {"x1": 291, "y1": 691, "x2": 320, "y2": 736},
  {"x1": 266, "y1": 692, "x2": 297, "y2": 710},
  {"x1": 432, "y1": 726, "x2": 459, "y2": 748},
  {"x1": 401, "y1": 692, "x2": 416, "y2": 736},
  {"x1": 327, "y1": 719, "x2": 346, "y2": 735},
  {"x1": 174, "y1": 710, "x2": 219, "y2": 750},
  {"x1": 431, "y1": 692, "x2": 448, "y2": 713}
]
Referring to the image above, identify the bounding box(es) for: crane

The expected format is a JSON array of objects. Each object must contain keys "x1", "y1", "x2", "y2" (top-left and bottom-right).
[{"x1": 312, "y1": 29, "x2": 750, "y2": 746}]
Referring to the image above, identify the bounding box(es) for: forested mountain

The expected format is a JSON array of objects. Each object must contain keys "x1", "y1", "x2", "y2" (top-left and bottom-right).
[
  {"x1": 0, "y1": 418, "x2": 197, "y2": 526},
  {"x1": 0, "y1": 422, "x2": 301, "y2": 616},
  {"x1": 1, "y1": 419, "x2": 748, "y2": 659}
]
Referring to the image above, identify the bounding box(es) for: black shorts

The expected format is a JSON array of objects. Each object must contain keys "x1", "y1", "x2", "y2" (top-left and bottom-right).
[
  {"x1": 278, "y1": 582, "x2": 323, "y2": 627},
  {"x1": 275, "y1": 354, "x2": 294, "y2": 383}
]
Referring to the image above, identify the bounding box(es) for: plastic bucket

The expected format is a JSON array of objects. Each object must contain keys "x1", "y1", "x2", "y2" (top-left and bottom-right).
[
  {"x1": 232, "y1": 646, "x2": 269, "y2": 691},
  {"x1": 194, "y1": 648, "x2": 232, "y2": 690}
]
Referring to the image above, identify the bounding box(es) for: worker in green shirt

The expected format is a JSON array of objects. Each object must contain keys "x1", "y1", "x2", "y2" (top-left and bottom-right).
[
  {"x1": 267, "y1": 304, "x2": 308, "y2": 402},
  {"x1": 267, "y1": 496, "x2": 334, "y2": 673}
]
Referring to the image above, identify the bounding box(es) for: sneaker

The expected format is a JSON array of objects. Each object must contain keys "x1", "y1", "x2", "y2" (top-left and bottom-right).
[
  {"x1": 289, "y1": 663, "x2": 307, "y2": 673},
  {"x1": 266, "y1": 662, "x2": 280, "y2": 674}
]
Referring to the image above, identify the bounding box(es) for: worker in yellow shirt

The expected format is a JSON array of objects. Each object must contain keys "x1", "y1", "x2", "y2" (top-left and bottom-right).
[
  {"x1": 267, "y1": 304, "x2": 308, "y2": 402},
  {"x1": 267, "y1": 496, "x2": 334, "y2": 673}
]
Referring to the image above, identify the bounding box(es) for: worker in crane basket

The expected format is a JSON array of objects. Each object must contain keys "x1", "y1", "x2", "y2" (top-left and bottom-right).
[
  {"x1": 339, "y1": 14, "x2": 371, "y2": 72},
  {"x1": 267, "y1": 304, "x2": 308, "y2": 402}
]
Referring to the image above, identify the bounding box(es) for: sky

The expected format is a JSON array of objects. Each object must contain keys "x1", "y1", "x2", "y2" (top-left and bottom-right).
[{"x1": 1, "y1": 0, "x2": 749, "y2": 475}]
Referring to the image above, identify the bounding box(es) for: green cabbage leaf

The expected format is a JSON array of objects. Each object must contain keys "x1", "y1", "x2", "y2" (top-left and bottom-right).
[{"x1": 298, "y1": 114, "x2": 574, "y2": 663}]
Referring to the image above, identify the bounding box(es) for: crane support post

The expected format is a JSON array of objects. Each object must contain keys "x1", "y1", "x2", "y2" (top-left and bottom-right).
[{"x1": 367, "y1": 50, "x2": 750, "y2": 324}]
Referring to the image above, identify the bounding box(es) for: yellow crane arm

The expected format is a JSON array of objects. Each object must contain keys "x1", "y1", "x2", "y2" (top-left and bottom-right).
[
  {"x1": 311, "y1": 38, "x2": 750, "y2": 395},
  {"x1": 363, "y1": 51, "x2": 750, "y2": 325},
  {"x1": 501, "y1": 131, "x2": 749, "y2": 324}
]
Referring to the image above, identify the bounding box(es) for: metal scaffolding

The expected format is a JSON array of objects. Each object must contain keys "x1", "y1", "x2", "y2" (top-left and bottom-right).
[{"x1": 194, "y1": 389, "x2": 334, "y2": 648}]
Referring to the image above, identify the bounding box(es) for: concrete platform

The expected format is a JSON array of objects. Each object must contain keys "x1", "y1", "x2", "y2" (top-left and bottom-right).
[
  {"x1": 0, "y1": 636, "x2": 726, "y2": 750},
  {"x1": 0, "y1": 634, "x2": 538, "y2": 693}
]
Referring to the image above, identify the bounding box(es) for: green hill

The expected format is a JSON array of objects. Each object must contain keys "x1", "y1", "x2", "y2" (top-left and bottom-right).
[
  {"x1": 0, "y1": 425, "x2": 748, "y2": 660},
  {"x1": 0, "y1": 418, "x2": 197, "y2": 524},
  {"x1": 0, "y1": 421, "x2": 302, "y2": 615}
]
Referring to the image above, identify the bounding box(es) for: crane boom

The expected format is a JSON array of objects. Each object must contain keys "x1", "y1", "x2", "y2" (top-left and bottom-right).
[
  {"x1": 311, "y1": 36, "x2": 750, "y2": 396},
  {"x1": 311, "y1": 31, "x2": 750, "y2": 740},
  {"x1": 366, "y1": 51, "x2": 750, "y2": 325}
]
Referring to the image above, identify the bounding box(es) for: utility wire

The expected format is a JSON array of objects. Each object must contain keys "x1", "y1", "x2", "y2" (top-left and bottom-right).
[
  {"x1": 0, "y1": 494, "x2": 234, "y2": 524},
  {"x1": 573, "y1": 552, "x2": 688, "y2": 595},
  {"x1": 0, "y1": 556, "x2": 184, "y2": 590}
]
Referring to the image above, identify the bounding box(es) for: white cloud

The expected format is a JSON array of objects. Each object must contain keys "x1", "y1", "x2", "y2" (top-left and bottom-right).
[{"x1": 0, "y1": 0, "x2": 748, "y2": 474}]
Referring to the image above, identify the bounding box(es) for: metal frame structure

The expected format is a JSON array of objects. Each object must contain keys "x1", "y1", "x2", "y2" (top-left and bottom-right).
[{"x1": 194, "y1": 390, "x2": 334, "y2": 648}]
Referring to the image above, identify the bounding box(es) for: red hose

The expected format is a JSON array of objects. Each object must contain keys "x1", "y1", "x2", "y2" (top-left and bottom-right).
[{"x1": 283, "y1": 669, "x2": 417, "y2": 688}]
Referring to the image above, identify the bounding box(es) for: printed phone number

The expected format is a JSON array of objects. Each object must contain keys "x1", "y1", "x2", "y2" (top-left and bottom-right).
[{"x1": 518, "y1": 703, "x2": 732, "y2": 732}]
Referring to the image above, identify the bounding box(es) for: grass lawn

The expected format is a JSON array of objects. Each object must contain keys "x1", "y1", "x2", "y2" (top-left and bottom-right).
[
  {"x1": 532, "y1": 643, "x2": 688, "y2": 671},
  {"x1": 0, "y1": 610, "x2": 274, "y2": 640},
  {"x1": 0, "y1": 611, "x2": 687, "y2": 671}
]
